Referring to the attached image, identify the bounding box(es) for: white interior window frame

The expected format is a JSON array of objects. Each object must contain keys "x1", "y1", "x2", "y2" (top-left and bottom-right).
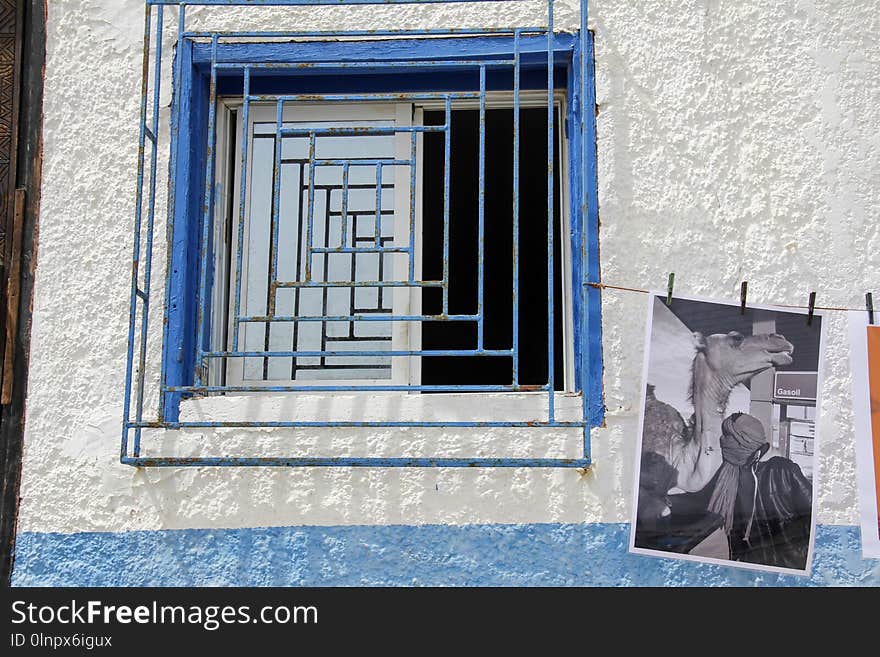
[{"x1": 210, "y1": 91, "x2": 576, "y2": 392}]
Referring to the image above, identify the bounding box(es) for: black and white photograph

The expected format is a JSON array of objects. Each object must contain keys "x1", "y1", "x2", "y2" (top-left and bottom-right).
[{"x1": 630, "y1": 294, "x2": 825, "y2": 574}]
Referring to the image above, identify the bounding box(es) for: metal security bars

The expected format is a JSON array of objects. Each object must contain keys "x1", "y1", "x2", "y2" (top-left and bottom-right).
[
  {"x1": 232, "y1": 106, "x2": 401, "y2": 384},
  {"x1": 123, "y1": 0, "x2": 601, "y2": 468}
]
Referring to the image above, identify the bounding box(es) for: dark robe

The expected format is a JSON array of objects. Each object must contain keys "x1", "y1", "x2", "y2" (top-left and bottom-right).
[
  {"x1": 635, "y1": 453, "x2": 813, "y2": 569},
  {"x1": 727, "y1": 456, "x2": 813, "y2": 570}
]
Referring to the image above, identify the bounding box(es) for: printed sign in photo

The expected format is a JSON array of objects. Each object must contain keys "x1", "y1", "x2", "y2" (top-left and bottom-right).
[
  {"x1": 630, "y1": 294, "x2": 824, "y2": 574},
  {"x1": 849, "y1": 312, "x2": 880, "y2": 559}
]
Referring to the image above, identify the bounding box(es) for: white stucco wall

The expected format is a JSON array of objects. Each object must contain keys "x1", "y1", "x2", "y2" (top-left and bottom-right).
[{"x1": 15, "y1": 0, "x2": 880, "y2": 540}]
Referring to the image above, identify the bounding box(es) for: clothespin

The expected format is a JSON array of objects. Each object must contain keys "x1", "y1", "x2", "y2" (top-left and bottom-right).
[
  {"x1": 867, "y1": 292, "x2": 875, "y2": 326},
  {"x1": 806, "y1": 291, "x2": 816, "y2": 326},
  {"x1": 666, "y1": 273, "x2": 675, "y2": 306},
  {"x1": 740, "y1": 281, "x2": 748, "y2": 315}
]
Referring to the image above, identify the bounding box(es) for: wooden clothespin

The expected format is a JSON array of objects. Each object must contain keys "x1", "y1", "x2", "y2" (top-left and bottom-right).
[
  {"x1": 807, "y1": 291, "x2": 816, "y2": 326},
  {"x1": 867, "y1": 292, "x2": 875, "y2": 326},
  {"x1": 740, "y1": 281, "x2": 748, "y2": 315},
  {"x1": 666, "y1": 273, "x2": 675, "y2": 306}
]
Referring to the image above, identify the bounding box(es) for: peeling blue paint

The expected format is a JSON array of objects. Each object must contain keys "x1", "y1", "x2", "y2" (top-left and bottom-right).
[{"x1": 12, "y1": 523, "x2": 880, "y2": 587}]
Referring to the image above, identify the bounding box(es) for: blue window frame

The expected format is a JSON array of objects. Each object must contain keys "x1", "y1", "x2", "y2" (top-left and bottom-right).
[{"x1": 124, "y1": 0, "x2": 602, "y2": 468}]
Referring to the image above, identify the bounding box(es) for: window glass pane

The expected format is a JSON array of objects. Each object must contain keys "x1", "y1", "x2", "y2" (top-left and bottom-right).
[{"x1": 242, "y1": 119, "x2": 396, "y2": 382}]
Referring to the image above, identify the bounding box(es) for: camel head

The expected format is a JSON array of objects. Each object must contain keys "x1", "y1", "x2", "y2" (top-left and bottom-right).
[{"x1": 692, "y1": 330, "x2": 794, "y2": 386}]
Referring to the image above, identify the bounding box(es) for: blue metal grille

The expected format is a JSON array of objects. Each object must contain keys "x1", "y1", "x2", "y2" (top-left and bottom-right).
[{"x1": 123, "y1": 0, "x2": 600, "y2": 468}]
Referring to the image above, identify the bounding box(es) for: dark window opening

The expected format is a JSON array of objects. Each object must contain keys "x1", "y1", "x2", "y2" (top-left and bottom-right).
[{"x1": 421, "y1": 107, "x2": 564, "y2": 390}]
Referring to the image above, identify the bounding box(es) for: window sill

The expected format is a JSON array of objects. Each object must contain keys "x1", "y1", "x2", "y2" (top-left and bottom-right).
[{"x1": 178, "y1": 391, "x2": 585, "y2": 424}]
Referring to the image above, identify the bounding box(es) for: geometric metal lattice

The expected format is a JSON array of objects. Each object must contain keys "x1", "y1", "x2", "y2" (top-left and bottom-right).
[{"x1": 123, "y1": 0, "x2": 597, "y2": 468}]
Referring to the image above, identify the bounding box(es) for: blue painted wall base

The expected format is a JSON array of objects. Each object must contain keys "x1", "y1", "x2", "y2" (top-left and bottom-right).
[{"x1": 12, "y1": 523, "x2": 880, "y2": 586}]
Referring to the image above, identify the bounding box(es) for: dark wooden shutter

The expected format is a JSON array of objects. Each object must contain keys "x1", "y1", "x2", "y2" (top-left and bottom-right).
[
  {"x1": 0, "y1": 0, "x2": 22, "y2": 394},
  {"x1": 0, "y1": 0, "x2": 43, "y2": 586}
]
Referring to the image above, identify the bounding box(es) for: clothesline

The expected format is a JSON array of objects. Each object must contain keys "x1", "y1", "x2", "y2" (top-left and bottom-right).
[{"x1": 586, "y1": 281, "x2": 866, "y2": 313}]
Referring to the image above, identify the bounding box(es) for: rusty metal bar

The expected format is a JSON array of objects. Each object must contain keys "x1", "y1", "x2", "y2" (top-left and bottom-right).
[
  {"x1": 184, "y1": 27, "x2": 547, "y2": 39},
  {"x1": 123, "y1": 3, "x2": 153, "y2": 454},
  {"x1": 271, "y1": 280, "x2": 444, "y2": 288},
  {"x1": 408, "y1": 130, "x2": 417, "y2": 283},
  {"x1": 304, "y1": 131, "x2": 317, "y2": 282},
  {"x1": 374, "y1": 163, "x2": 384, "y2": 248},
  {"x1": 477, "y1": 64, "x2": 486, "y2": 349},
  {"x1": 132, "y1": 5, "x2": 166, "y2": 455},
  {"x1": 148, "y1": 0, "x2": 539, "y2": 5},
  {"x1": 340, "y1": 161, "x2": 350, "y2": 249},
  {"x1": 248, "y1": 92, "x2": 481, "y2": 103},
  {"x1": 266, "y1": 99, "x2": 284, "y2": 317},
  {"x1": 442, "y1": 96, "x2": 451, "y2": 315},
  {"x1": 512, "y1": 29, "x2": 520, "y2": 386},
  {"x1": 237, "y1": 312, "x2": 475, "y2": 322},
  {"x1": 166, "y1": 383, "x2": 549, "y2": 393},
  {"x1": 546, "y1": 0, "x2": 555, "y2": 422},
  {"x1": 203, "y1": 348, "x2": 514, "y2": 357},
  {"x1": 232, "y1": 65, "x2": 250, "y2": 351},
  {"x1": 124, "y1": 456, "x2": 591, "y2": 468},
  {"x1": 214, "y1": 59, "x2": 516, "y2": 70}
]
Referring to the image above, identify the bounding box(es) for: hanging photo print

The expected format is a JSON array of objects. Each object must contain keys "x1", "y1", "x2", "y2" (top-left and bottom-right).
[
  {"x1": 630, "y1": 294, "x2": 824, "y2": 574},
  {"x1": 849, "y1": 311, "x2": 880, "y2": 559}
]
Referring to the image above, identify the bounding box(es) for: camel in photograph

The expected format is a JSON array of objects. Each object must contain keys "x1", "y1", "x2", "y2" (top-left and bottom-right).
[{"x1": 642, "y1": 330, "x2": 794, "y2": 493}]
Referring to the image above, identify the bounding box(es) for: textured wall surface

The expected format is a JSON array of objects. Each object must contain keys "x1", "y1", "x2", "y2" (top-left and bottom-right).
[
  {"x1": 13, "y1": 0, "x2": 880, "y2": 585},
  {"x1": 13, "y1": 524, "x2": 880, "y2": 586}
]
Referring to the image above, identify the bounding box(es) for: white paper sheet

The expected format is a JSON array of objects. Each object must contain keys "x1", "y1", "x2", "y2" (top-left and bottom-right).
[
  {"x1": 629, "y1": 293, "x2": 824, "y2": 575},
  {"x1": 848, "y1": 311, "x2": 880, "y2": 559}
]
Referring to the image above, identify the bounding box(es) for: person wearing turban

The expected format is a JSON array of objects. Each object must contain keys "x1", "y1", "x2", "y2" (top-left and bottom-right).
[{"x1": 708, "y1": 412, "x2": 813, "y2": 570}]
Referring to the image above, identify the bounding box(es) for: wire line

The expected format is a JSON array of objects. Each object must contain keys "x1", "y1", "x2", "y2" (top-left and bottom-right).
[{"x1": 586, "y1": 282, "x2": 867, "y2": 313}]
